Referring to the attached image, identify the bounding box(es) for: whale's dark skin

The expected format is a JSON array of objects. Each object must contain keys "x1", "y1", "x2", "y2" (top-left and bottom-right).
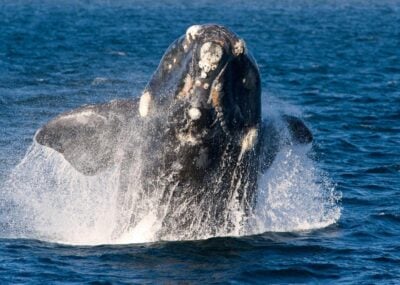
[{"x1": 35, "y1": 25, "x2": 312, "y2": 238}]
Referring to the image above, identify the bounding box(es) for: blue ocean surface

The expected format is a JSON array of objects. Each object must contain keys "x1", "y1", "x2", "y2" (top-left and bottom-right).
[{"x1": 0, "y1": 0, "x2": 399, "y2": 283}]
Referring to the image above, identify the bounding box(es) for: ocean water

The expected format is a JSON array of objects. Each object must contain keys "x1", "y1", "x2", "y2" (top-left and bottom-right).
[{"x1": 0, "y1": 0, "x2": 399, "y2": 283}]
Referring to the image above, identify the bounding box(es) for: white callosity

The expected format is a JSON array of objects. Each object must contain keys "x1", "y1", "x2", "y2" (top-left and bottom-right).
[
  {"x1": 188, "y1": 107, "x2": 201, "y2": 121},
  {"x1": 177, "y1": 133, "x2": 199, "y2": 145},
  {"x1": 239, "y1": 127, "x2": 258, "y2": 160},
  {"x1": 185, "y1": 25, "x2": 202, "y2": 42},
  {"x1": 233, "y1": 39, "x2": 246, "y2": 56},
  {"x1": 182, "y1": 75, "x2": 193, "y2": 93},
  {"x1": 183, "y1": 25, "x2": 202, "y2": 52},
  {"x1": 198, "y1": 42, "x2": 223, "y2": 74},
  {"x1": 177, "y1": 74, "x2": 194, "y2": 99},
  {"x1": 139, "y1": 91, "x2": 152, "y2": 117}
]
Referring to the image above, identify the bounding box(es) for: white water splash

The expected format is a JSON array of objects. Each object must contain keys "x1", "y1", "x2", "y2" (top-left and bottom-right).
[
  {"x1": 1, "y1": 108, "x2": 341, "y2": 245},
  {"x1": 253, "y1": 145, "x2": 340, "y2": 234},
  {"x1": 3, "y1": 144, "x2": 122, "y2": 245}
]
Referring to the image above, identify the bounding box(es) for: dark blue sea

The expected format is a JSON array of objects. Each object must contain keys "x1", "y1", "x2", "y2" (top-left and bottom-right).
[{"x1": 0, "y1": 0, "x2": 399, "y2": 284}]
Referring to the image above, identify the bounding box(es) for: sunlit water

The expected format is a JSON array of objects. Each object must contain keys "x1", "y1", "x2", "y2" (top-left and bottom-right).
[{"x1": 0, "y1": 0, "x2": 399, "y2": 283}]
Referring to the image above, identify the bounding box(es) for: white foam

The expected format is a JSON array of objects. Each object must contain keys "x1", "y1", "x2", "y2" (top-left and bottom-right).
[
  {"x1": 115, "y1": 211, "x2": 161, "y2": 244},
  {"x1": 1, "y1": 99, "x2": 341, "y2": 245},
  {"x1": 252, "y1": 145, "x2": 341, "y2": 234},
  {"x1": 2, "y1": 144, "x2": 122, "y2": 245}
]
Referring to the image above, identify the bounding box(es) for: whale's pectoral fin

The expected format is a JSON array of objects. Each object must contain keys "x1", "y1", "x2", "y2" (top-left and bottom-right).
[
  {"x1": 35, "y1": 99, "x2": 138, "y2": 176},
  {"x1": 282, "y1": 115, "x2": 313, "y2": 144},
  {"x1": 259, "y1": 120, "x2": 280, "y2": 172},
  {"x1": 259, "y1": 116, "x2": 313, "y2": 172}
]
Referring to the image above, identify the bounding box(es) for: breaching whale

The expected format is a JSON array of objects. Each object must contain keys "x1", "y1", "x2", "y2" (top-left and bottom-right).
[{"x1": 35, "y1": 24, "x2": 312, "y2": 239}]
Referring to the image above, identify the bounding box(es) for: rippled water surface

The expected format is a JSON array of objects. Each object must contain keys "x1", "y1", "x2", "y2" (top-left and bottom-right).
[{"x1": 1, "y1": 0, "x2": 399, "y2": 283}]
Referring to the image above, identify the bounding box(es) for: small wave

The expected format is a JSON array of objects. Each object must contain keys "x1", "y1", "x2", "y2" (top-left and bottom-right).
[
  {"x1": 238, "y1": 266, "x2": 340, "y2": 281},
  {"x1": 369, "y1": 256, "x2": 400, "y2": 265},
  {"x1": 91, "y1": 77, "x2": 110, "y2": 86},
  {"x1": 91, "y1": 77, "x2": 128, "y2": 86},
  {"x1": 372, "y1": 212, "x2": 400, "y2": 224},
  {"x1": 109, "y1": 51, "x2": 127, "y2": 56},
  {"x1": 364, "y1": 164, "x2": 400, "y2": 174}
]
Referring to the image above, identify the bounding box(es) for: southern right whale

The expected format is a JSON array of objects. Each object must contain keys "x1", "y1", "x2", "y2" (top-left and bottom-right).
[{"x1": 35, "y1": 24, "x2": 312, "y2": 239}]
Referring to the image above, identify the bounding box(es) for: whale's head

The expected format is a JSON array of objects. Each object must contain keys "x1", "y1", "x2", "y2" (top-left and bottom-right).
[
  {"x1": 135, "y1": 24, "x2": 264, "y2": 185},
  {"x1": 140, "y1": 24, "x2": 261, "y2": 147}
]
